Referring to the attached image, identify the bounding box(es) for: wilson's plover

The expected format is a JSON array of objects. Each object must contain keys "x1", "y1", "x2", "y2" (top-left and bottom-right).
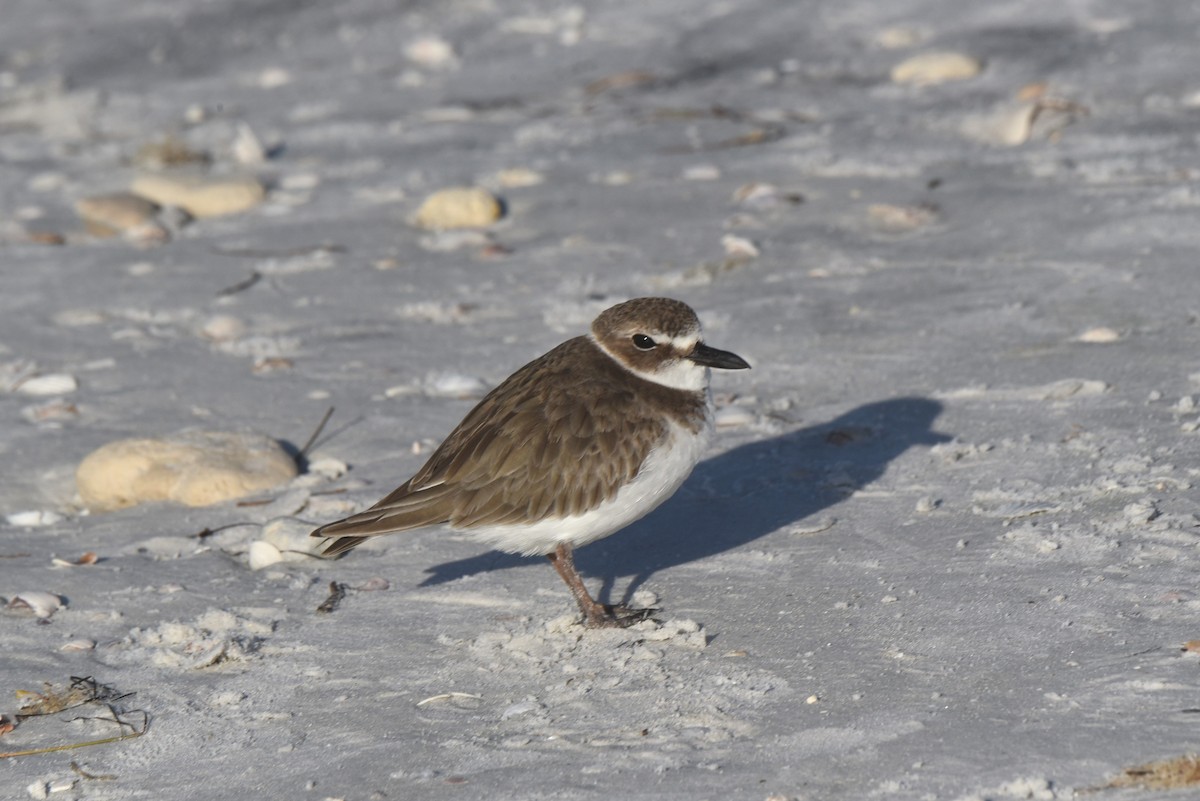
[{"x1": 312, "y1": 297, "x2": 749, "y2": 627}]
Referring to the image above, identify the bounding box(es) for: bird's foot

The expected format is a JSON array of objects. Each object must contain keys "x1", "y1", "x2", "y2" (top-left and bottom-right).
[{"x1": 582, "y1": 603, "x2": 660, "y2": 629}]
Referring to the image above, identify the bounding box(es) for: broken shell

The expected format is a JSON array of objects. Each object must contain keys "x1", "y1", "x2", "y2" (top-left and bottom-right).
[
  {"x1": 424, "y1": 372, "x2": 489, "y2": 399},
  {"x1": 60, "y1": 638, "x2": 96, "y2": 652},
  {"x1": 6, "y1": 510, "x2": 65, "y2": 527},
  {"x1": 7, "y1": 591, "x2": 64, "y2": 618},
  {"x1": 720, "y1": 234, "x2": 760, "y2": 259},
  {"x1": 1076, "y1": 326, "x2": 1121, "y2": 343},
  {"x1": 714, "y1": 406, "x2": 756, "y2": 428},
  {"x1": 17, "y1": 373, "x2": 78, "y2": 396}
]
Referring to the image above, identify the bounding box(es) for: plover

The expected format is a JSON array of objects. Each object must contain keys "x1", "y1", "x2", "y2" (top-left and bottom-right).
[{"x1": 312, "y1": 297, "x2": 749, "y2": 627}]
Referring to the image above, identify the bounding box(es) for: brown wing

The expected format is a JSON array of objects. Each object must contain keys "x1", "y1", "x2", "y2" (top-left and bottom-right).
[{"x1": 312, "y1": 337, "x2": 675, "y2": 555}]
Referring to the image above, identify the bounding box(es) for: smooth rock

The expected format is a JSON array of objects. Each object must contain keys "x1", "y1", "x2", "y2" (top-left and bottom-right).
[
  {"x1": 891, "y1": 51, "x2": 982, "y2": 86},
  {"x1": 413, "y1": 187, "x2": 503, "y2": 230},
  {"x1": 248, "y1": 540, "x2": 284, "y2": 570},
  {"x1": 131, "y1": 172, "x2": 265, "y2": 218},
  {"x1": 76, "y1": 430, "x2": 298, "y2": 511},
  {"x1": 75, "y1": 192, "x2": 160, "y2": 233}
]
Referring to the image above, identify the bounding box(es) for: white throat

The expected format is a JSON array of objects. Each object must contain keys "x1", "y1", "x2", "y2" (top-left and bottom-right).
[{"x1": 590, "y1": 334, "x2": 710, "y2": 391}]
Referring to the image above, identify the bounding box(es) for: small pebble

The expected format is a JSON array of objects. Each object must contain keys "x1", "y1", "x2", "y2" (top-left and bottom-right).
[
  {"x1": 413, "y1": 187, "x2": 504, "y2": 230},
  {"x1": 248, "y1": 540, "x2": 284, "y2": 570}
]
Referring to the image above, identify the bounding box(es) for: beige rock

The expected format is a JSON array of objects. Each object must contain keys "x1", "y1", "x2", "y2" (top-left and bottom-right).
[
  {"x1": 75, "y1": 192, "x2": 159, "y2": 233},
  {"x1": 891, "y1": 51, "x2": 982, "y2": 86},
  {"x1": 77, "y1": 430, "x2": 297, "y2": 512},
  {"x1": 131, "y1": 171, "x2": 265, "y2": 218},
  {"x1": 413, "y1": 187, "x2": 504, "y2": 230}
]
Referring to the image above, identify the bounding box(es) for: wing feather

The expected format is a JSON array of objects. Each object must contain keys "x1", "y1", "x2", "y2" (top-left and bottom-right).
[{"x1": 313, "y1": 336, "x2": 704, "y2": 557}]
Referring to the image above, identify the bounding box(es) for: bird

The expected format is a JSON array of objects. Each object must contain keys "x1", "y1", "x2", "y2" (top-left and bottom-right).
[{"x1": 311, "y1": 297, "x2": 750, "y2": 628}]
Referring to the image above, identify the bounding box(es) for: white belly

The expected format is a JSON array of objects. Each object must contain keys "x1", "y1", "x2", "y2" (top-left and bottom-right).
[{"x1": 467, "y1": 417, "x2": 712, "y2": 556}]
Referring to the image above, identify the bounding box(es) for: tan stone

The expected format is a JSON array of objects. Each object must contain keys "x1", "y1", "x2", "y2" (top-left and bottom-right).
[
  {"x1": 75, "y1": 192, "x2": 160, "y2": 233},
  {"x1": 77, "y1": 430, "x2": 297, "y2": 511},
  {"x1": 413, "y1": 186, "x2": 503, "y2": 229},
  {"x1": 130, "y1": 172, "x2": 265, "y2": 218},
  {"x1": 891, "y1": 52, "x2": 982, "y2": 86}
]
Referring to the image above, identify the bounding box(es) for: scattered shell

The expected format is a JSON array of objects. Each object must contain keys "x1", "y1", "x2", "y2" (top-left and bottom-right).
[
  {"x1": 867, "y1": 202, "x2": 939, "y2": 233},
  {"x1": 405, "y1": 36, "x2": 457, "y2": 69},
  {"x1": 493, "y1": 168, "x2": 544, "y2": 188},
  {"x1": 416, "y1": 692, "x2": 483, "y2": 708},
  {"x1": 60, "y1": 638, "x2": 96, "y2": 652},
  {"x1": 891, "y1": 52, "x2": 981, "y2": 86},
  {"x1": 413, "y1": 187, "x2": 504, "y2": 230},
  {"x1": 915, "y1": 496, "x2": 941, "y2": 513},
  {"x1": 17, "y1": 373, "x2": 78, "y2": 396},
  {"x1": 258, "y1": 67, "x2": 292, "y2": 88},
  {"x1": 76, "y1": 430, "x2": 299, "y2": 511},
  {"x1": 7, "y1": 591, "x2": 64, "y2": 618},
  {"x1": 252, "y1": 357, "x2": 294, "y2": 374},
  {"x1": 199, "y1": 314, "x2": 247, "y2": 342},
  {"x1": 0, "y1": 359, "x2": 39, "y2": 392},
  {"x1": 6, "y1": 510, "x2": 65, "y2": 527},
  {"x1": 1038, "y1": 379, "x2": 1108, "y2": 400},
  {"x1": 1076, "y1": 326, "x2": 1121, "y2": 343},
  {"x1": 21, "y1": 399, "x2": 80, "y2": 424},
  {"x1": 51, "y1": 551, "x2": 98, "y2": 567},
  {"x1": 732, "y1": 182, "x2": 803, "y2": 209},
  {"x1": 714, "y1": 406, "x2": 756, "y2": 428},
  {"x1": 54, "y1": 309, "x2": 108, "y2": 327},
  {"x1": 261, "y1": 516, "x2": 324, "y2": 557},
  {"x1": 720, "y1": 234, "x2": 760, "y2": 259},
  {"x1": 962, "y1": 102, "x2": 1039, "y2": 147},
  {"x1": 232, "y1": 123, "x2": 268, "y2": 165},
  {"x1": 133, "y1": 136, "x2": 209, "y2": 169},
  {"x1": 307, "y1": 457, "x2": 348, "y2": 479},
  {"x1": 424, "y1": 372, "x2": 489, "y2": 399},
  {"x1": 683, "y1": 164, "x2": 721, "y2": 181},
  {"x1": 875, "y1": 25, "x2": 927, "y2": 49},
  {"x1": 23, "y1": 229, "x2": 66, "y2": 246},
  {"x1": 791, "y1": 516, "x2": 837, "y2": 536},
  {"x1": 248, "y1": 540, "x2": 284, "y2": 570},
  {"x1": 131, "y1": 171, "x2": 266, "y2": 218},
  {"x1": 356, "y1": 577, "x2": 390, "y2": 592}
]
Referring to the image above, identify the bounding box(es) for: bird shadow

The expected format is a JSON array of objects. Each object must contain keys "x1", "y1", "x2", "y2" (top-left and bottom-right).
[{"x1": 420, "y1": 397, "x2": 950, "y2": 601}]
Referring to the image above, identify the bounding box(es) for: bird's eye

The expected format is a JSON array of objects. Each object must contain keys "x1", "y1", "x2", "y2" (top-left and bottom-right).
[{"x1": 632, "y1": 334, "x2": 656, "y2": 350}]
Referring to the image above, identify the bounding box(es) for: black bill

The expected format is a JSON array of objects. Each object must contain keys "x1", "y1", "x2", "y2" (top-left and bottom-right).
[{"x1": 688, "y1": 342, "x2": 751, "y2": 370}]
